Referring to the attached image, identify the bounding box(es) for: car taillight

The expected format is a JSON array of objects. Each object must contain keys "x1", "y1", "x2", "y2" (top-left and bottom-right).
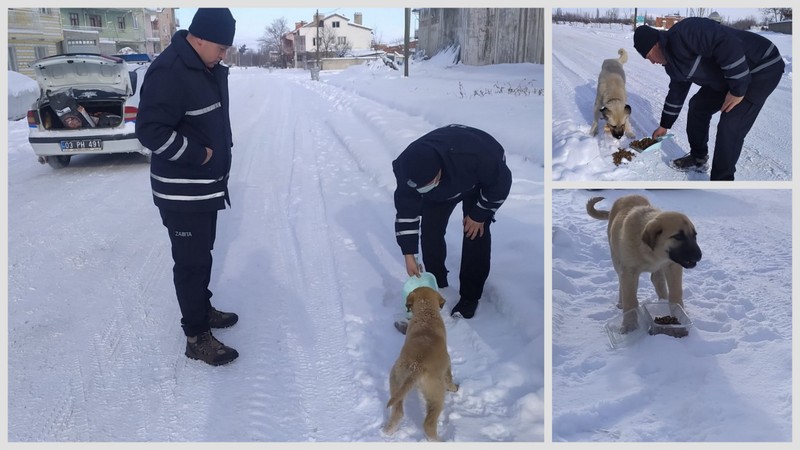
[
  {"x1": 27, "y1": 110, "x2": 40, "y2": 127},
  {"x1": 124, "y1": 106, "x2": 138, "y2": 123}
]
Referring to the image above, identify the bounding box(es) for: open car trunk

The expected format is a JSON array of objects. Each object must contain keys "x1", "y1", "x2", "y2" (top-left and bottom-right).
[
  {"x1": 38, "y1": 88, "x2": 124, "y2": 130},
  {"x1": 31, "y1": 54, "x2": 131, "y2": 130}
]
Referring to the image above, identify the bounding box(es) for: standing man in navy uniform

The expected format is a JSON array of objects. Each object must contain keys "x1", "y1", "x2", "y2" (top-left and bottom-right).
[
  {"x1": 136, "y1": 8, "x2": 239, "y2": 366},
  {"x1": 392, "y1": 125, "x2": 512, "y2": 318},
  {"x1": 633, "y1": 18, "x2": 784, "y2": 180}
]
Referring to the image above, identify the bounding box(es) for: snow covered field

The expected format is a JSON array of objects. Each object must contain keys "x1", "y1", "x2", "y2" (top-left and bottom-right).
[
  {"x1": 6, "y1": 50, "x2": 545, "y2": 442},
  {"x1": 552, "y1": 189, "x2": 792, "y2": 441},
  {"x1": 552, "y1": 22, "x2": 793, "y2": 181}
]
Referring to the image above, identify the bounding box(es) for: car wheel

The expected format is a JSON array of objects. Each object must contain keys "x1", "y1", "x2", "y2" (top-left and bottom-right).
[{"x1": 47, "y1": 155, "x2": 71, "y2": 169}]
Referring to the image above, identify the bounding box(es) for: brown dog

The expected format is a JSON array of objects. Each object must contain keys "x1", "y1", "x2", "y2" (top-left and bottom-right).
[
  {"x1": 383, "y1": 286, "x2": 458, "y2": 441},
  {"x1": 587, "y1": 195, "x2": 702, "y2": 332},
  {"x1": 589, "y1": 48, "x2": 635, "y2": 140}
]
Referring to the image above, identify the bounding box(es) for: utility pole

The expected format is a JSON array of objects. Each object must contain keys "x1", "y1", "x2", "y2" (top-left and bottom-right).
[
  {"x1": 403, "y1": 8, "x2": 410, "y2": 77},
  {"x1": 315, "y1": 9, "x2": 320, "y2": 68},
  {"x1": 633, "y1": 8, "x2": 638, "y2": 30}
]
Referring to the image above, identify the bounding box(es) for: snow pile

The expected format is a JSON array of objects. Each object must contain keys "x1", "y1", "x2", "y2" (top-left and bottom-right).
[{"x1": 7, "y1": 70, "x2": 39, "y2": 121}]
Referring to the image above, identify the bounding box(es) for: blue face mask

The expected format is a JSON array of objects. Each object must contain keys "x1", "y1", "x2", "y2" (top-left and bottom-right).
[{"x1": 416, "y1": 179, "x2": 439, "y2": 194}]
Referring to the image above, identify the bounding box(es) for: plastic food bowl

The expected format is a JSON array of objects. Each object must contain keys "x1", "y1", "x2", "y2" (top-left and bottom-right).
[
  {"x1": 402, "y1": 272, "x2": 439, "y2": 301},
  {"x1": 605, "y1": 307, "x2": 649, "y2": 349},
  {"x1": 641, "y1": 301, "x2": 693, "y2": 338}
]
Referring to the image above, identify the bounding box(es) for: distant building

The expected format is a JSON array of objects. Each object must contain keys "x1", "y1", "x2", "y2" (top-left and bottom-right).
[
  {"x1": 8, "y1": 7, "x2": 177, "y2": 77},
  {"x1": 285, "y1": 11, "x2": 374, "y2": 68},
  {"x1": 655, "y1": 15, "x2": 683, "y2": 29},
  {"x1": 7, "y1": 8, "x2": 64, "y2": 77}
]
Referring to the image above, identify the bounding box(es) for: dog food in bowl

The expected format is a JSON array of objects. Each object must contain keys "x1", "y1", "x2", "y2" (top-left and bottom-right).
[
  {"x1": 642, "y1": 302, "x2": 692, "y2": 338},
  {"x1": 630, "y1": 137, "x2": 658, "y2": 151}
]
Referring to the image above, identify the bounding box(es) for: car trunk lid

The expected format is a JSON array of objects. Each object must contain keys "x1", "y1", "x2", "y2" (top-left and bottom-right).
[{"x1": 32, "y1": 54, "x2": 132, "y2": 95}]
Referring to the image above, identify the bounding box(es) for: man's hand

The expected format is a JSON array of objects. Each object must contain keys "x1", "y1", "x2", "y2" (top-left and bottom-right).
[
  {"x1": 202, "y1": 147, "x2": 213, "y2": 165},
  {"x1": 404, "y1": 254, "x2": 421, "y2": 277},
  {"x1": 652, "y1": 127, "x2": 669, "y2": 139},
  {"x1": 721, "y1": 92, "x2": 744, "y2": 113},
  {"x1": 463, "y1": 216, "x2": 485, "y2": 240}
]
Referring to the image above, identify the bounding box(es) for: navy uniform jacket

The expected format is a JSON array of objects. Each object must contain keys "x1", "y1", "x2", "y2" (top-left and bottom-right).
[
  {"x1": 392, "y1": 125, "x2": 512, "y2": 255},
  {"x1": 135, "y1": 30, "x2": 233, "y2": 212},
  {"x1": 657, "y1": 17, "x2": 785, "y2": 129}
]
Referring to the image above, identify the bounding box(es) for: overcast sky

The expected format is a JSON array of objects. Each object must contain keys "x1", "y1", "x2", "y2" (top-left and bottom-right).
[{"x1": 174, "y1": 8, "x2": 409, "y2": 49}]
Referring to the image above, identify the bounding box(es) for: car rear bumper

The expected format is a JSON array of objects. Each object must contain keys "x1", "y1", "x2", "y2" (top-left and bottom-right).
[{"x1": 28, "y1": 132, "x2": 145, "y2": 156}]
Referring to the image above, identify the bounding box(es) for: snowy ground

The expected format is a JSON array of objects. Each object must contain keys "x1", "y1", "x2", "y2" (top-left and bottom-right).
[
  {"x1": 551, "y1": 22, "x2": 793, "y2": 181},
  {"x1": 6, "y1": 50, "x2": 545, "y2": 442},
  {"x1": 552, "y1": 189, "x2": 792, "y2": 441}
]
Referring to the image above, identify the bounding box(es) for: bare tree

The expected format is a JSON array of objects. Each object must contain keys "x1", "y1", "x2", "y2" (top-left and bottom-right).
[
  {"x1": 258, "y1": 17, "x2": 290, "y2": 58},
  {"x1": 759, "y1": 8, "x2": 792, "y2": 22}
]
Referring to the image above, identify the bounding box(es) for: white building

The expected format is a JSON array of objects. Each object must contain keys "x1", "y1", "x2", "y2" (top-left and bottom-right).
[{"x1": 295, "y1": 12, "x2": 373, "y2": 54}]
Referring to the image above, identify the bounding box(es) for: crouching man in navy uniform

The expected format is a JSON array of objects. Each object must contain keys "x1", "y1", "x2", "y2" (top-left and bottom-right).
[
  {"x1": 634, "y1": 18, "x2": 785, "y2": 181},
  {"x1": 392, "y1": 125, "x2": 512, "y2": 319},
  {"x1": 136, "y1": 8, "x2": 239, "y2": 366}
]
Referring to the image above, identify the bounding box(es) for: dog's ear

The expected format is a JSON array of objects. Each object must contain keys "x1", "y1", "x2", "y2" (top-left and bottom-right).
[
  {"x1": 625, "y1": 104, "x2": 632, "y2": 115},
  {"x1": 642, "y1": 219, "x2": 662, "y2": 251},
  {"x1": 438, "y1": 293, "x2": 445, "y2": 309},
  {"x1": 405, "y1": 290, "x2": 417, "y2": 312}
]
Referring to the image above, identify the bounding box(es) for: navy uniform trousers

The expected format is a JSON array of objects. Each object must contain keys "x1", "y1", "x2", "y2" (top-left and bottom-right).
[
  {"x1": 686, "y1": 70, "x2": 783, "y2": 181},
  {"x1": 420, "y1": 188, "x2": 491, "y2": 304},
  {"x1": 159, "y1": 209, "x2": 217, "y2": 337}
]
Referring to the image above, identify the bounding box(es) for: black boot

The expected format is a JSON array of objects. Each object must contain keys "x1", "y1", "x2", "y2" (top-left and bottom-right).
[
  {"x1": 208, "y1": 306, "x2": 238, "y2": 329},
  {"x1": 451, "y1": 298, "x2": 479, "y2": 319},
  {"x1": 185, "y1": 331, "x2": 239, "y2": 366},
  {"x1": 671, "y1": 153, "x2": 709, "y2": 171}
]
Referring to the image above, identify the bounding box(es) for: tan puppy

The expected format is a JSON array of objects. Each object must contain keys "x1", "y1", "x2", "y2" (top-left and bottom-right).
[
  {"x1": 589, "y1": 48, "x2": 635, "y2": 140},
  {"x1": 587, "y1": 195, "x2": 702, "y2": 332},
  {"x1": 383, "y1": 286, "x2": 458, "y2": 441}
]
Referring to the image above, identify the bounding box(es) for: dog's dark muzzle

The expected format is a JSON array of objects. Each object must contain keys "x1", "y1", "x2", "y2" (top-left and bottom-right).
[{"x1": 670, "y1": 245, "x2": 702, "y2": 269}]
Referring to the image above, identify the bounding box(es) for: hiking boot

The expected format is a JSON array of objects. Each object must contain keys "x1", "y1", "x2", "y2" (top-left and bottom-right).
[
  {"x1": 208, "y1": 306, "x2": 238, "y2": 329},
  {"x1": 185, "y1": 331, "x2": 239, "y2": 366},
  {"x1": 671, "y1": 153, "x2": 709, "y2": 171},
  {"x1": 451, "y1": 298, "x2": 479, "y2": 319}
]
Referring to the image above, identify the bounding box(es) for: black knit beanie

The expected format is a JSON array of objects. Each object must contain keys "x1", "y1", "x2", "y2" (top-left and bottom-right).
[
  {"x1": 399, "y1": 143, "x2": 442, "y2": 189},
  {"x1": 189, "y1": 8, "x2": 236, "y2": 46},
  {"x1": 633, "y1": 25, "x2": 660, "y2": 58}
]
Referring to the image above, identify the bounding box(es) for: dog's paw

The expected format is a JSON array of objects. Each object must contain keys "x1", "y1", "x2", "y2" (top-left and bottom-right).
[
  {"x1": 620, "y1": 314, "x2": 639, "y2": 334},
  {"x1": 447, "y1": 382, "x2": 459, "y2": 392}
]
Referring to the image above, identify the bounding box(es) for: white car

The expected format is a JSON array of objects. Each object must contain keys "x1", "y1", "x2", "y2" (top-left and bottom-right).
[{"x1": 26, "y1": 53, "x2": 150, "y2": 169}]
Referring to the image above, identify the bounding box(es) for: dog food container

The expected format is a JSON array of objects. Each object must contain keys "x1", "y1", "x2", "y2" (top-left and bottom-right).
[
  {"x1": 604, "y1": 307, "x2": 649, "y2": 349},
  {"x1": 402, "y1": 272, "x2": 439, "y2": 300},
  {"x1": 641, "y1": 301, "x2": 692, "y2": 338}
]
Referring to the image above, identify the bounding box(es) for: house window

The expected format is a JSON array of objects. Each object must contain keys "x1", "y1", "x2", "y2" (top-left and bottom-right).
[
  {"x1": 312, "y1": 37, "x2": 319, "y2": 46},
  {"x1": 35, "y1": 46, "x2": 48, "y2": 60},
  {"x1": 9, "y1": 47, "x2": 18, "y2": 72},
  {"x1": 117, "y1": 17, "x2": 126, "y2": 30},
  {"x1": 332, "y1": 21, "x2": 340, "y2": 28},
  {"x1": 337, "y1": 37, "x2": 347, "y2": 44},
  {"x1": 89, "y1": 15, "x2": 102, "y2": 28},
  {"x1": 38, "y1": 8, "x2": 51, "y2": 14},
  {"x1": 151, "y1": 19, "x2": 159, "y2": 32},
  {"x1": 69, "y1": 13, "x2": 79, "y2": 26},
  {"x1": 132, "y1": 14, "x2": 140, "y2": 29}
]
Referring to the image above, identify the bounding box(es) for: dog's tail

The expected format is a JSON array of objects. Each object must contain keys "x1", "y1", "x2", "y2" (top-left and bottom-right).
[
  {"x1": 618, "y1": 48, "x2": 628, "y2": 65},
  {"x1": 586, "y1": 197, "x2": 610, "y2": 220},
  {"x1": 386, "y1": 371, "x2": 419, "y2": 408}
]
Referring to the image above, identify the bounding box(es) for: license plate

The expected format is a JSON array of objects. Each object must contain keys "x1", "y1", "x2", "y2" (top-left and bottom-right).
[{"x1": 60, "y1": 139, "x2": 103, "y2": 152}]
